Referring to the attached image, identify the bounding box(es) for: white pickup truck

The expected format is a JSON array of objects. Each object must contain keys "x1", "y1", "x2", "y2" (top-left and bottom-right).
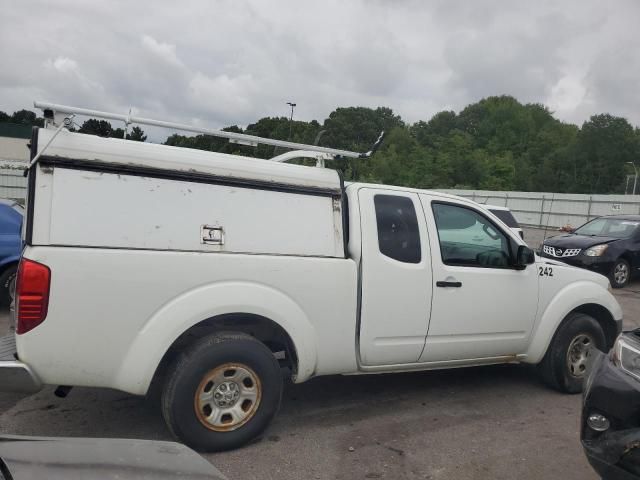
[{"x1": 0, "y1": 108, "x2": 622, "y2": 452}]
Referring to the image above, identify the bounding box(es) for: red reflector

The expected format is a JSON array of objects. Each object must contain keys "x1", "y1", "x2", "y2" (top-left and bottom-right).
[{"x1": 16, "y1": 258, "x2": 51, "y2": 335}]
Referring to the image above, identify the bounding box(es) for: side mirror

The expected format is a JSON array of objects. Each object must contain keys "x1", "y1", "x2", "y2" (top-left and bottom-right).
[{"x1": 515, "y1": 245, "x2": 535, "y2": 269}]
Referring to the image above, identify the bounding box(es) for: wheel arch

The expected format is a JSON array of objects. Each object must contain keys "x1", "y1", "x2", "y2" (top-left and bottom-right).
[
  {"x1": 619, "y1": 252, "x2": 633, "y2": 263},
  {"x1": 112, "y1": 281, "x2": 318, "y2": 395},
  {"x1": 150, "y1": 312, "x2": 300, "y2": 396},
  {"x1": 525, "y1": 281, "x2": 622, "y2": 364},
  {"x1": 570, "y1": 303, "x2": 618, "y2": 350}
]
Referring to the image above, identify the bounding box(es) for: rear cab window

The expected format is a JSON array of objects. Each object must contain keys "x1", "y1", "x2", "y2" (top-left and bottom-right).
[{"x1": 373, "y1": 194, "x2": 421, "y2": 263}]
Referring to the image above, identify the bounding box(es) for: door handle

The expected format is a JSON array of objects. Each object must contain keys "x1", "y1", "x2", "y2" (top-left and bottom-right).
[{"x1": 436, "y1": 281, "x2": 462, "y2": 288}]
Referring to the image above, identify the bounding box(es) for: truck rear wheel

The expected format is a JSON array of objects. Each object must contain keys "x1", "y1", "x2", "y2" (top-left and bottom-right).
[
  {"x1": 161, "y1": 332, "x2": 282, "y2": 452},
  {"x1": 537, "y1": 312, "x2": 606, "y2": 393}
]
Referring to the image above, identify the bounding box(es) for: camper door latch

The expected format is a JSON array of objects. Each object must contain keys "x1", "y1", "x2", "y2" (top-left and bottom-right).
[{"x1": 201, "y1": 225, "x2": 224, "y2": 245}]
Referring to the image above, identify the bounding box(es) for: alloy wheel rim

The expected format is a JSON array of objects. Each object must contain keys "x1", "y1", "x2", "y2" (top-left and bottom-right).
[
  {"x1": 566, "y1": 334, "x2": 593, "y2": 378},
  {"x1": 194, "y1": 363, "x2": 262, "y2": 432},
  {"x1": 614, "y1": 262, "x2": 628, "y2": 285}
]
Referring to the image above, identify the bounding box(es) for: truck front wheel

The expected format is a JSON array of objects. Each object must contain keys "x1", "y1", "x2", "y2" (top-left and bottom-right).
[
  {"x1": 537, "y1": 312, "x2": 606, "y2": 393},
  {"x1": 161, "y1": 332, "x2": 283, "y2": 452}
]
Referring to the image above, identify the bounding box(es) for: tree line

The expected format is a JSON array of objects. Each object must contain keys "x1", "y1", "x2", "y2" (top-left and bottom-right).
[
  {"x1": 3, "y1": 95, "x2": 639, "y2": 194},
  {"x1": 0, "y1": 110, "x2": 147, "y2": 141}
]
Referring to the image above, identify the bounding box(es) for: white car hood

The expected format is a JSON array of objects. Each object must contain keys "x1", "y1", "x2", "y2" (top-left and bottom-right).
[{"x1": 535, "y1": 254, "x2": 610, "y2": 289}]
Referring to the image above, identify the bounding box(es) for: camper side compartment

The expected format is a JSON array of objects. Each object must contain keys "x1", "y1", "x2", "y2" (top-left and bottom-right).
[{"x1": 30, "y1": 165, "x2": 344, "y2": 258}]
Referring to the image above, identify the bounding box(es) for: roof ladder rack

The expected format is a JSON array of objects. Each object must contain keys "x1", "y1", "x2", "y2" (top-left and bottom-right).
[{"x1": 34, "y1": 101, "x2": 384, "y2": 166}]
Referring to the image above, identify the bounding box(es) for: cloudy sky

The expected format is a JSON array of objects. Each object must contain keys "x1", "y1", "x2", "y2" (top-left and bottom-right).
[{"x1": 2, "y1": 0, "x2": 640, "y2": 137}]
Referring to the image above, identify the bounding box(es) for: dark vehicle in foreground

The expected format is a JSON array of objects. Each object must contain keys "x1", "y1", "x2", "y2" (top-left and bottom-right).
[
  {"x1": 541, "y1": 215, "x2": 640, "y2": 288},
  {"x1": 0, "y1": 200, "x2": 22, "y2": 306},
  {"x1": 0, "y1": 435, "x2": 225, "y2": 479},
  {"x1": 582, "y1": 330, "x2": 640, "y2": 479}
]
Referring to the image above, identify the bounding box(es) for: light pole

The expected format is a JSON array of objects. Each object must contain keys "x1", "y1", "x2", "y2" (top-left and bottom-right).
[
  {"x1": 627, "y1": 162, "x2": 638, "y2": 195},
  {"x1": 286, "y1": 102, "x2": 296, "y2": 141}
]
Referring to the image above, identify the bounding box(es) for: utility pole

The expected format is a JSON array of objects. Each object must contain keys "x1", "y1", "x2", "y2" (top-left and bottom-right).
[
  {"x1": 286, "y1": 102, "x2": 296, "y2": 141},
  {"x1": 627, "y1": 162, "x2": 638, "y2": 195}
]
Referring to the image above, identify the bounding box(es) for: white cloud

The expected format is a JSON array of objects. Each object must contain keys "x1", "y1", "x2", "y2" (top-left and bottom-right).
[
  {"x1": 548, "y1": 75, "x2": 589, "y2": 118},
  {"x1": 0, "y1": 0, "x2": 639, "y2": 137},
  {"x1": 46, "y1": 57, "x2": 79, "y2": 74},
  {"x1": 141, "y1": 35, "x2": 183, "y2": 68},
  {"x1": 188, "y1": 72, "x2": 256, "y2": 118}
]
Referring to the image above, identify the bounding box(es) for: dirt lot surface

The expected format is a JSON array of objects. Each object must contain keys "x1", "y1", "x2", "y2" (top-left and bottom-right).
[{"x1": 1, "y1": 229, "x2": 638, "y2": 479}]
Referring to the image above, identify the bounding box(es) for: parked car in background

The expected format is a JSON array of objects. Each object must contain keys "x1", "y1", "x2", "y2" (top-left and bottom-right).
[
  {"x1": 0, "y1": 434, "x2": 226, "y2": 479},
  {"x1": 582, "y1": 329, "x2": 640, "y2": 479},
  {"x1": 0, "y1": 200, "x2": 22, "y2": 307},
  {"x1": 540, "y1": 215, "x2": 640, "y2": 288},
  {"x1": 483, "y1": 204, "x2": 524, "y2": 239}
]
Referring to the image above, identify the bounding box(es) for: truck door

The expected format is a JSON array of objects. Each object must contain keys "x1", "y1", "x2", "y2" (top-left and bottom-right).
[
  {"x1": 358, "y1": 188, "x2": 433, "y2": 365},
  {"x1": 419, "y1": 195, "x2": 538, "y2": 362}
]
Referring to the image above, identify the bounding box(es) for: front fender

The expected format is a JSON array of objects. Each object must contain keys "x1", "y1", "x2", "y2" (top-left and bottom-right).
[
  {"x1": 524, "y1": 281, "x2": 623, "y2": 364},
  {"x1": 113, "y1": 281, "x2": 318, "y2": 395}
]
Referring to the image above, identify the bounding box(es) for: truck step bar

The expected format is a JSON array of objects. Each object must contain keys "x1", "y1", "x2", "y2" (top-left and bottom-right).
[{"x1": 34, "y1": 101, "x2": 384, "y2": 166}]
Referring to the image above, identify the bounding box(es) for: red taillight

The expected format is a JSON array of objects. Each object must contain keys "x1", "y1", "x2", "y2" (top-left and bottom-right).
[{"x1": 16, "y1": 258, "x2": 51, "y2": 334}]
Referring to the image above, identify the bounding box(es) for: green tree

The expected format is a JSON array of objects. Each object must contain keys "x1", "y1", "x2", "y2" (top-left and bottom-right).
[
  {"x1": 320, "y1": 106, "x2": 403, "y2": 180},
  {"x1": 147, "y1": 96, "x2": 640, "y2": 195},
  {"x1": 79, "y1": 119, "x2": 114, "y2": 137},
  {"x1": 127, "y1": 126, "x2": 147, "y2": 142},
  {"x1": 10, "y1": 109, "x2": 43, "y2": 126},
  {"x1": 574, "y1": 114, "x2": 637, "y2": 194},
  {"x1": 164, "y1": 125, "x2": 251, "y2": 156},
  {"x1": 411, "y1": 111, "x2": 457, "y2": 148}
]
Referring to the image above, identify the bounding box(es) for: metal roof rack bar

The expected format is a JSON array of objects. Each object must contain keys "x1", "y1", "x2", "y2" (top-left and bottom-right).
[{"x1": 34, "y1": 101, "x2": 378, "y2": 160}]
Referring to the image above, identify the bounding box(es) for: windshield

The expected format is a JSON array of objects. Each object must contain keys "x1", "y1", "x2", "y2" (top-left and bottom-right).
[{"x1": 574, "y1": 217, "x2": 640, "y2": 238}]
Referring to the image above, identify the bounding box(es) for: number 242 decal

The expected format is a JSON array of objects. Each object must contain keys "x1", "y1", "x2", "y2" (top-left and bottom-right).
[{"x1": 539, "y1": 266, "x2": 553, "y2": 277}]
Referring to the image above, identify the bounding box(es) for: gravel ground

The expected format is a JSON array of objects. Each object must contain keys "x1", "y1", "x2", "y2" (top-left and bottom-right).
[{"x1": 1, "y1": 229, "x2": 638, "y2": 480}]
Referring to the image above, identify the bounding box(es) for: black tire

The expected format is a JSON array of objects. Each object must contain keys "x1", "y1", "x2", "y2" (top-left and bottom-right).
[
  {"x1": 161, "y1": 332, "x2": 282, "y2": 452},
  {"x1": 0, "y1": 264, "x2": 17, "y2": 309},
  {"x1": 609, "y1": 258, "x2": 631, "y2": 288},
  {"x1": 538, "y1": 313, "x2": 606, "y2": 393}
]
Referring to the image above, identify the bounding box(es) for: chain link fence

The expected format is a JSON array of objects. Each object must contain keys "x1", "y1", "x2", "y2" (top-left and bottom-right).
[{"x1": 0, "y1": 163, "x2": 27, "y2": 203}]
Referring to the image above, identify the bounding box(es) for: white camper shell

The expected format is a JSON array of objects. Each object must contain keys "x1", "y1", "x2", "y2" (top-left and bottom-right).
[{"x1": 31, "y1": 129, "x2": 346, "y2": 258}]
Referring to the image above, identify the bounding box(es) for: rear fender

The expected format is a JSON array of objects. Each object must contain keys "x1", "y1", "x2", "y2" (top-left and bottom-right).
[{"x1": 113, "y1": 281, "x2": 317, "y2": 395}]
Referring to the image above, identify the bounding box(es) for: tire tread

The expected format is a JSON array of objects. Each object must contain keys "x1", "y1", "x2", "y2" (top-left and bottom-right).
[{"x1": 160, "y1": 331, "x2": 281, "y2": 451}]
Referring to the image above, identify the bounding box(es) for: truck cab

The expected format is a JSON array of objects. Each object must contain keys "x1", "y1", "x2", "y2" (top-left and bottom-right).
[{"x1": 349, "y1": 184, "x2": 620, "y2": 373}]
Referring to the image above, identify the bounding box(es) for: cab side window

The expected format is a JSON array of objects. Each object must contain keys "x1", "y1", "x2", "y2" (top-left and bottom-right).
[
  {"x1": 432, "y1": 202, "x2": 511, "y2": 268},
  {"x1": 374, "y1": 194, "x2": 421, "y2": 263}
]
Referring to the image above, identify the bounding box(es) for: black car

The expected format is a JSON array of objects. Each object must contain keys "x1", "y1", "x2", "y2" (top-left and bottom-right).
[
  {"x1": 540, "y1": 215, "x2": 640, "y2": 288},
  {"x1": 582, "y1": 329, "x2": 640, "y2": 479}
]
